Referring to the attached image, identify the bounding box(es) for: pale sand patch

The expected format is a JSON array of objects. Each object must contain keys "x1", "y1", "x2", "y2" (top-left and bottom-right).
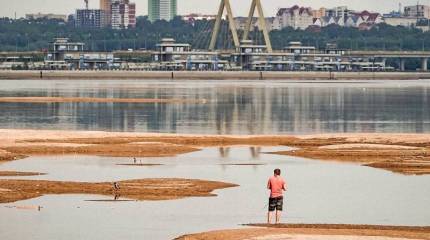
[
  {"x1": 319, "y1": 144, "x2": 420, "y2": 150},
  {"x1": 250, "y1": 235, "x2": 419, "y2": 240}
]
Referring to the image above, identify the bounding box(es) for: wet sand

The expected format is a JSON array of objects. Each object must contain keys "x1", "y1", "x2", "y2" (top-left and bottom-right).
[
  {"x1": 0, "y1": 129, "x2": 429, "y2": 175},
  {"x1": 0, "y1": 97, "x2": 206, "y2": 104},
  {"x1": 273, "y1": 143, "x2": 430, "y2": 175},
  {"x1": 176, "y1": 224, "x2": 430, "y2": 240},
  {"x1": 0, "y1": 178, "x2": 238, "y2": 204},
  {"x1": 3, "y1": 142, "x2": 199, "y2": 158}
]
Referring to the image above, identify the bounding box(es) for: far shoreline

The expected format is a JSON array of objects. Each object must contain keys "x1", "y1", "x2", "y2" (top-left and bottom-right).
[{"x1": 1, "y1": 70, "x2": 430, "y2": 80}]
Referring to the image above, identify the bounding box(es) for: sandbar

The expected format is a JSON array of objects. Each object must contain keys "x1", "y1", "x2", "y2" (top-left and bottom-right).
[
  {"x1": 0, "y1": 178, "x2": 238, "y2": 204},
  {"x1": 1, "y1": 129, "x2": 429, "y2": 175},
  {"x1": 175, "y1": 224, "x2": 430, "y2": 240}
]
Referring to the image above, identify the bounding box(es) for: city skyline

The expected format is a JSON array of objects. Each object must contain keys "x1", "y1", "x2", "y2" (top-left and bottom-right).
[{"x1": 2, "y1": 0, "x2": 430, "y2": 19}]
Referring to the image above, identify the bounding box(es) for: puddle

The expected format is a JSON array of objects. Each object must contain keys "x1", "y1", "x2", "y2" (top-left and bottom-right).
[{"x1": 0, "y1": 146, "x2": 430, "y2": 240}]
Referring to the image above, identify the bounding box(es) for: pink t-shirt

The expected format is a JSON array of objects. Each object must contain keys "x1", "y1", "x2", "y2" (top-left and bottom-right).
[{"x1": 267, "y1": 176, "x2": 286, "y2": 198}]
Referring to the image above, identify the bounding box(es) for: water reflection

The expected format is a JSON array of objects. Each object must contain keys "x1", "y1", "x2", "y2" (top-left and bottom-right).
[
  {"x1": 0, "y1": 80, "x2": 429, "y2": 134},
  {"x1": 219, "y1": 147, "x2": 230, "y2": 158}
]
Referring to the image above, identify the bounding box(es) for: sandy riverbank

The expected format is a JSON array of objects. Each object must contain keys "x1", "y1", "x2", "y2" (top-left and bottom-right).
[
  {"x1": 0, "y1": 129, "x2": 429, "y2": 175},
  {"x1": 1, "y1": 70, "x2": 430, "y2": 80},
  {"x1": 0, "y1": 178, "x2": 237, "y2": 204},
  {"x1": 175, "y1": 224, "x2": 430, "y2": 240}
]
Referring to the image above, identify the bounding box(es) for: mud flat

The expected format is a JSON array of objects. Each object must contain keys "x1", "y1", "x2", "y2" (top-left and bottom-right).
[
  {"x1": 2, "y1": 70, "x2": 430, "y2": 80},
  {"x1": 0, "y1": 129, "x2": 429, "y2": 175},
  {"x1": 0, "y1": 150, "x2": 25, "y2": 163},
  {"x1": 175, "y1": 224, "x2": 430, "y2": 240},
  {"x1": 273, "y1": 143, "x2": 430, "y2": 175},
  {"x1": 0, "y1": 97, "x2": 206, "y2": 104},
  {"x1": 0, "y1": 178, "x2": 238, "y2": 204}
]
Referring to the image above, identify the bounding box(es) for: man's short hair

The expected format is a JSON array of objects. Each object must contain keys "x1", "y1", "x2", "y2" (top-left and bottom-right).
[{"x1": 274, "y1": 169, "x2": 281, "y2": 175}]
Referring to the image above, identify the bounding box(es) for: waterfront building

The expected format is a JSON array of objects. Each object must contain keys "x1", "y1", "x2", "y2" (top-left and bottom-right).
[
  {"x1": 75, "y1": 9, "x2": 106, "y2": 28},
  {"x1": 152, "y1": 38, "x2": 227, "y2": 70},
  {"x1": 45, "y1": 38, "x2": 117, "y2": 70},
  {"x1": 25, "y1": 13, "x2": 68, "y2": 22},
  {"x1": 148, "y1": 0, "x2": 177, "y2": 22}
]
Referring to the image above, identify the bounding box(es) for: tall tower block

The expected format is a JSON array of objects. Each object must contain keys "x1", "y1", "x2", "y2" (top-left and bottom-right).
[
  {"x1": 100, "y1": 0, "x2": 112, "y2": 26},
  {"x1": 100, "y1": 0, "x2": 111, "y2": 11},
  {"x1": 148, "y1": 0, "x2": 177, "y2": 22}
]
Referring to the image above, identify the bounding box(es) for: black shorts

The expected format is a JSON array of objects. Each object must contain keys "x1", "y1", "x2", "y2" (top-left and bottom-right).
[{"x1": 268, "y1": 196, "x2": 283, "y2": 212}]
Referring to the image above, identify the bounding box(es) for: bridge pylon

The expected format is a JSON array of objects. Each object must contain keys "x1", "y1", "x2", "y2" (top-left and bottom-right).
[
  {"x1": 243, "y1": 0, "x2": 272, "y2": 53},
  {"x1": 209, "y1": 0, "x2": 240, "y2": 51}
]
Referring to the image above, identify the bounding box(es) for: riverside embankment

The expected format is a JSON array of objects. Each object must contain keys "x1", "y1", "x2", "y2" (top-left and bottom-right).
[{"x1": 1, "y1": 70, "x2": 430, "y2": 80}]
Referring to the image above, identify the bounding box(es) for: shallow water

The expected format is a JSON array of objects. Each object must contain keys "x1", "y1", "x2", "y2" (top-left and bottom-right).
[
  {"x1": 1, "y1": 147, "x2": 429, "y2": 240},
  {"x1": 0, "y1": 79, "x2": 429, "y2": 134},
  {"x1": 1, "y1": 80, "x2": 430, "y2": 239}
]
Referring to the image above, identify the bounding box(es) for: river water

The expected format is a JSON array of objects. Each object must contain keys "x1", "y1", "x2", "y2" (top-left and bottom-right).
[
  {"x1": 0, "y1": 147, "x2": 429, "y2": 240},
  {"x1": 0, "y1": 79, "x2": 429, "y2": 134},
  {"x1": 0, "y1": 79, "x2": 429, "y2": 240}
]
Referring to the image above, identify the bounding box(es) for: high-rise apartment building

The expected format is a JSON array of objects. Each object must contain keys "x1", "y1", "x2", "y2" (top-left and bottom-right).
[
  {"x1": 148, "y1": 0, "x2": 177, "y2": 22},
  {"x1": 75, "y1": 9, "x2": 106, "y2": 28},
  {"x1": 111, "y1": 0, "x2": 136, "y2": 29},
  {"x1": 100, "y1": 0, "x2": 112, "y2": 26},
  {"x1": 100, "y1": 0, "x2": 111, "y2": 11},
  {"x1": 128, "y1": 1, "x2": 136, "y2": 27}
]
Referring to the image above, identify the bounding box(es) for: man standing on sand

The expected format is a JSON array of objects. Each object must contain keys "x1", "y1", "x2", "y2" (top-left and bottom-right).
[{"x1": 267, "y1": 168, "x2": 287, "y2": 224}]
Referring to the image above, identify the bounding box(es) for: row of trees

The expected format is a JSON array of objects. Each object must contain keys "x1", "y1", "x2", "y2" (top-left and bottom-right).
[{"x1": 1, "y1": 16, "x2": 430, "y2": 52}]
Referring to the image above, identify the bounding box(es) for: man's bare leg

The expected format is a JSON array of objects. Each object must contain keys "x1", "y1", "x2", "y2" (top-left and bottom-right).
[
  {"x1": 275, "y1": 210, "x2": 282, "y2": 224},
  {"x1": 267, "y1": 211, "x2": 273, "y2": 224}
]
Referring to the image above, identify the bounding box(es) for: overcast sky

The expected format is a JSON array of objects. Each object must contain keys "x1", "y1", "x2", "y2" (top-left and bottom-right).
[{"x1": 1, "y1": 0, "x2": 430, "y2": 18}]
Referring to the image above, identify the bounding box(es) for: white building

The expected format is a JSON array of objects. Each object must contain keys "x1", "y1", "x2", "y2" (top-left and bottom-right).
[
  {"x1": 275, "y1": 5, "x2": 314, "y2": 30},
  {"x1": 384, "y1": 17, "x2": 417, "y2": 27},
  {"x1": 234, "y1": 17, "x2": 278, "y2": 31},
  {"x1": 313, "y1": 10, "x2": 382, "y2": 30},
  {"x1": 404, "y1": 5, "x2": 430, "y2": 19},
  {"x1": 26, "y1": 13, "x2": 68, "y2": 22}
]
